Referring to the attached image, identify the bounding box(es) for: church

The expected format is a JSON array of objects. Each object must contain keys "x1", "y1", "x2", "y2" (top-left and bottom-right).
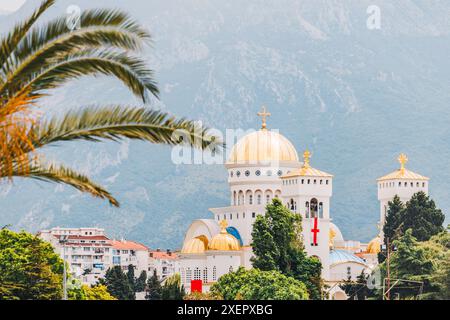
[{"x1": 178, "y1": 107, "x2": 429, "y2": 300}]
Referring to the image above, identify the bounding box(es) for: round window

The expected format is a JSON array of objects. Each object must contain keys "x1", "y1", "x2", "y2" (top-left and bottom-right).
[
  {"x1": 245, "y1": 170, "x2": 250, "y2": 177},
  {"x1": 236, "y1": 171, "x2": 241, "y2": 177},
  {"x1": 230, "y1": 171, "x2": 234, "y2": 177},
  {"x1": 266, "y1": 170, "x2": 272, "y2": 176},
  {"x1": 255, "y1": 170, "x2": 261, "y2": 176},
  {"x1": 277, "y1": 170, "x2": 283, "y2": 176}
]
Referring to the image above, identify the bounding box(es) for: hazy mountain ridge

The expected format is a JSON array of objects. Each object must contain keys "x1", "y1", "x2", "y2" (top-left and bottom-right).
[{"x1": 0, "y1": 0, "x2": 449, "y2": 248}]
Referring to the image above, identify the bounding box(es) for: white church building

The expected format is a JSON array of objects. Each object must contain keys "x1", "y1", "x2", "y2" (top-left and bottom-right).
[{"x1": 178, "y1": 108, "x2": 429, "y2": 300}]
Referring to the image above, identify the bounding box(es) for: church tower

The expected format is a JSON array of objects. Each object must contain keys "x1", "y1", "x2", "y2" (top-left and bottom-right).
[
  {"x1": 377, "y1": 154, "x2": 429, "y2": 239},
  {"x1": 280, "y1": 150, "x2": 333, "y2": 279}
]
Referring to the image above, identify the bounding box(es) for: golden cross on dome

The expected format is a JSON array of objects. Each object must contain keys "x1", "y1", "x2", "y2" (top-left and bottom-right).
[
  {"x1": 219, "y1": 219, "x2": 228, "y2": 232},
  {"x1": 303, "y1": 150, "x2": 311, "y2": 168},
  {"x1": 257, "y1": 106, "x2": 271, "y2": 130},
  {"x1": 398, "y1": 153, "x2": 408, "y2": 173}
]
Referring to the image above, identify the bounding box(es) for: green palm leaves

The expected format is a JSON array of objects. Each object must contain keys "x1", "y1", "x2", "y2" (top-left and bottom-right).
[{"x1": 0, "y1": 0, "x2": 222, "y2": 206}]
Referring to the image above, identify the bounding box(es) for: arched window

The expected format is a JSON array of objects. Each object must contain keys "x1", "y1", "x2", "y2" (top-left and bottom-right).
[
  {"x1": 289, "y1": 199, "x2": 295, "y2": 211},
  {"x1": 310, "y1": 198, "x2": 318, "y2": 218},
  {"x1": 257, "y1": 195, "x2": 262, "y2": 205},
  {"x1": 249, "y1": 195, "x2": 253, "y2": 205},
  {"x1": 238, "y1": 191, "x2": 244, "y2": 205},
  {"x1": 266, "y1": 194, "x2": 270, "y2": 204},
  {"x1": 319, "y1": 202, "x2": 323, "y2": 218},
  {"x1": 305, "y1": 202, "x2": 310, "y2": 218}
]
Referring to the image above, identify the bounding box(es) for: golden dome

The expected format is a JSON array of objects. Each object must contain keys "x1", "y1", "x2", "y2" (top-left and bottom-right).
[
  {"x1": 366, "y1": 236, "x2": 382, "y2": 254},
  {"x1": 208, "y1": 220, "x2": 241, "y2": 251},
  {"x1": 181, "y1": 235, "x2": 208, "y2": 254},
  {"x1": 227, "y1": 129, "x2": 299, "y2": 164}
]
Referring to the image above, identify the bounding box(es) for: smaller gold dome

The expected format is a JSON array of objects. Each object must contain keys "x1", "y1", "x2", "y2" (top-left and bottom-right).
[
  {"x1": 367, "y1": 236, "x2": 382, "y2": 254},
  {"x1": 208, "y1": 220, "x2": 241, "y2": 251},
  {"x1": 181, "y1": 235, "x2": 208, "y2": 254}
]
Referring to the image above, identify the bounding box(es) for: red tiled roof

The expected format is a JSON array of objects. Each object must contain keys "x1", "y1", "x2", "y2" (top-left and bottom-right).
[
  {"x1": 111, "y1": 240, "x2": 149, "y2": 251},
  {"x1": 149, "y1": 251, "x2": 178, "y2": 260}
]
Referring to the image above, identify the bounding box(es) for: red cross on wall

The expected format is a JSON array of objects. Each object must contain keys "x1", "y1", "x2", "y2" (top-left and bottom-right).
[{"x1": 311, "y1": 217, "x2": 320, "y2": 246}]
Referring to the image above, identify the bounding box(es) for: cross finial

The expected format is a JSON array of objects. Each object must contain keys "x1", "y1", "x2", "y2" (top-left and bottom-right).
[
  {"x1": 257, "y1": 106, "x2": 271, "y2": 130},
  {"x1": 219, "y1": 220, "x2": 228, "y2": 232},
  {"x1": 398, "y1": 153, "x2": 408, "y2": 173},
  {"x1": 303, "y1": 150, "x2": 311, "y2": 168}
]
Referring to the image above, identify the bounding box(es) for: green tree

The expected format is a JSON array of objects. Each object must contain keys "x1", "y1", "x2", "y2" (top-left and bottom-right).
[
  {"x1": 400, "y1": 192, "x2": 445, "y2": 241},
  {"x1": 161, "y1": 274, "x2": 185, "y2": 300},
  {"x1": 340, "y1": 271, "x2": 375, "y2": 300},
  {"x1": 383, "y1": 195, "x2": 405, "y2": 243},
  {"x1": 418, "y1": 228, "x2": 450, "y2": 299},
  {"x1": 135, "y1": 270, "x2": 147, "y2": 292},
  {"x1": 379, "y1": 195, "x2": 405, "y2": 263},
  {"x1": 210, "y1": 267, "x2": 309, "y2": 300},
  {"x1": 82, "y1": 285, "x2": 117, "y2": 300},
  {"x1": 126, "y1": 264, "x2": 136, "y2": 292},
  {"x1": 145, "y1": 270, "x2": 162, "y2": 300},
  {"x1": 0, "y1": 0, "x2": 222, "y2": 206},
  {"x1": 381, "y1": 229, "x2": 434, "y2": 299},
  {"x1": 0, "y1": 229, "x2": 63, "y2": 300},
  {"x1": 251, "y1": 198, "x2": 322, "y2": 299},
  {"x1": 103, "y1": 266, "x2": 134, "y2": 300}
]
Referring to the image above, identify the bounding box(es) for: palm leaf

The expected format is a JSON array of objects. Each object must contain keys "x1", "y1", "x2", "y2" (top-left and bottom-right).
[
  {"x1": 5, "y1": 157, "x2": 119, "y2": 207},
  {"x1": 32, "y1": 106, "x2": 224, "y2": 151},
  {"x1": 0, "y1": 0, "x2": 55, "y2": 75},
  {"x1": 1, "y1": 6, "x2": 156, "y2": 102},
  {"x1": 22, "y1": 51, "x2": 157, "y2": 101}
]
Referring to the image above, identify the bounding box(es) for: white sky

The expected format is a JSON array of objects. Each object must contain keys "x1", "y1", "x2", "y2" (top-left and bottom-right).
[{"x1": 0, "y1": 0, "x2": 26, "y2": 12}]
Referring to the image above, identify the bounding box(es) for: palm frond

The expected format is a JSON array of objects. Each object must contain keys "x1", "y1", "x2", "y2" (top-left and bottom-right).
[
  {"x1": 0, "y1": 0, "x2": 55, "y2": 75},
  {"x1": 1, "y1": 7, "x2": 156, "y2": 102},
  {"x1": 31, "y1": 106, "x2": 224, "y2": 151},
  {"x1": 22, "y1": 51, "x2": 157, "y2": 101},
  {"x1": 13, "y1": 7, "x2": 150, "y2": 64},
  {"x1": 3, "y1": 157, "x2": 119, "y2": 207}
]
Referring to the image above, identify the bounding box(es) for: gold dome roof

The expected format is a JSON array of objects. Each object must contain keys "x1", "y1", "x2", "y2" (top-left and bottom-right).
[
  {"x1": 227, "y1": 106, "x2": 299, "y2": 165},
  {"x1": 366, "y1": 236, "x2": 382, "y2": 254},
  {"x1": 181, "y1": 235, "x2": 208, "y2": 254},
  {"x1": 208, "y1": 220, "x2": 241, "y2": 251},
  {"x1": 227, "y1": 130, "x2": 299, "y2": 164}
]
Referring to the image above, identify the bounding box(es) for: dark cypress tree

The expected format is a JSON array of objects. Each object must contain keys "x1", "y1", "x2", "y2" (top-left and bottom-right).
[
  {"x1": 401, "y1": 192, "x2": 445, "y2": 241},
  {"x1": 135, "y1": 270, "x2": 147, "y2": 292},
  {"x1": 104, "y1": 266, "x2": 135, "y2": 300},
  {"x1": 126, "y1": 264, "x2": 136, "y2": 292},
  {"x1": 146, "y1": 270, "x2": 162, "y2": 300},
  {"x1": 383, "y1": 195, "x2": 405, "y2": 244}
]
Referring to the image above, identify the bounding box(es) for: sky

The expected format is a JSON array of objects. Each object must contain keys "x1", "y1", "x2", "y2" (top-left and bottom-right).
[{"x1": 0, "y1": 0, "x2": 26, "y2": 12}]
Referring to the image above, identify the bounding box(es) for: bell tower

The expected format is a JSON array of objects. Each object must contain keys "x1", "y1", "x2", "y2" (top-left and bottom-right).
[
  {"x1": 280, "y1": 150, "x2": 333, "y2": 279},
  {"x1": 377, "y1": 154, "x2": 429, "y2": 239}
]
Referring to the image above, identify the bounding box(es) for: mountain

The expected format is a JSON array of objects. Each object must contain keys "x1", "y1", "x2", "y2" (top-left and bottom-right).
[{"x1": 0, "y1": 0, "x2": 449, "y2": 249}]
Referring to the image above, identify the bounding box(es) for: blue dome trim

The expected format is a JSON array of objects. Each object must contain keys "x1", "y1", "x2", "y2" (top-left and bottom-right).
[
  {"x1": 226, "y1": 227, "x2": 243, "y2": 246},
  {"x1": 330, "y1": 249, "x2": 367, "y2": 266}
]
